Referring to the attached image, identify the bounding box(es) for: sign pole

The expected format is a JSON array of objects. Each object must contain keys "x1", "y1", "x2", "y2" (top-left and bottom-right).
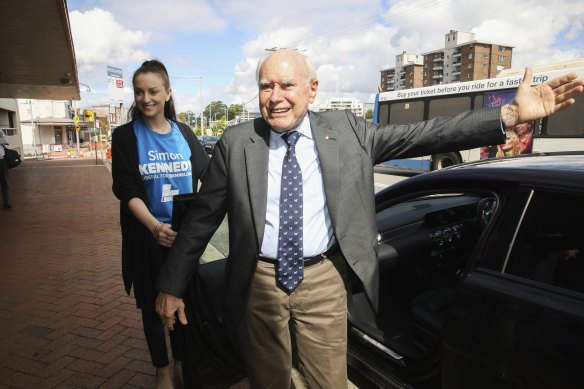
[
  {"x1": 74, "y1": 114, "x2": 80, "y2": 157},
  {"x1": 94, "y1": 115, "x2": 98, "y2": 165}
]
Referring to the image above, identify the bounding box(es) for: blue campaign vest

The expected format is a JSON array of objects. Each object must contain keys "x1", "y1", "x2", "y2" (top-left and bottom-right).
[{"x1": 134, "y1": 118, "x2": 193, "y2": 223}]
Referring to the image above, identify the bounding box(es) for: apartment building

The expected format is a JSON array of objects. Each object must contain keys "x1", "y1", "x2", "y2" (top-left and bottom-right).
[
  {"x1": 380, "y1": 30, "x2": 513, "y2": 91},
  {"x1": 317, "y1": 97, "x2": 364, "y2": 117},
  {"x1": 380, "y1": 52, "x2": 423, "y2": 92}
]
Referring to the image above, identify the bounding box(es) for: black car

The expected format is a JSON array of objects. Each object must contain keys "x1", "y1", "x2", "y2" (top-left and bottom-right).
[
  {"x1": 348, "y1": 154, "x2": 584, "y2": 388},
  {"x1": 184, "y1": 154, "x2": 584, "y2": 388},
  {"x1": 199, "y1": 135, "x2": 219, "y2": 155}
]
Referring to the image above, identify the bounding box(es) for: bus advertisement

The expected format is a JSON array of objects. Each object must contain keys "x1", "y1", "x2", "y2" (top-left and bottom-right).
[{"x1": 373, "y1": 59, "x2": 584, "y2": 171}]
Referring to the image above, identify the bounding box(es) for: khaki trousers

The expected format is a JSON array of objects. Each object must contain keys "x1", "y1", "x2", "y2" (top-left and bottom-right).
[{"x1": 236, "y1": 256, "x2": 348, "y2": 389}]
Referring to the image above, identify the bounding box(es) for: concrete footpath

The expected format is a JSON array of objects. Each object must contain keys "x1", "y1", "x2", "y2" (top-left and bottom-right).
[{"x1": 0, "y1": 158, "x2": 250, "y2": 389}]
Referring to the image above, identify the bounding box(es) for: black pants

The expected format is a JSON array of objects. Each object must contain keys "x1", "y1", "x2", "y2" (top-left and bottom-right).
[
  {"x1": 142, "y1": 310, "x2": 185, "y2": 367},
  {"x1": 0, "y1": 159, "x2": 9, "y2": 206}
]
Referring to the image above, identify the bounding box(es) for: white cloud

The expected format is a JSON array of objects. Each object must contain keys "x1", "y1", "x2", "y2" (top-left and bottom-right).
[
  {"x1": 68, "y1": 0, "x2": 584, "y2": 113},
  {"x1": 70, "y1": 7, "x2": 151, "y2": 102},
  {"x1": 222, "y1": 0, "x2": 584, "y2": 109},
  {"x1": 70, "y1": 8, "x2": 151, "y2": 68},
  {"x1": 103, "y1": 0, "x2": 226, "y2": 37}
]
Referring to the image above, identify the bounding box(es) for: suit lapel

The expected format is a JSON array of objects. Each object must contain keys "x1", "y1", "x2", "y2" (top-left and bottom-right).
[
  {"x1": 245, "y1": 120, "x2": 271, "y2": 244},
  {"x1": 310, "y1": 111, "x2": 339, "y2": 228}
]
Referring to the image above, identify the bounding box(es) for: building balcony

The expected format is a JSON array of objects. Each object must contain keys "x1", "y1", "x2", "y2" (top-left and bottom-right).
[
  {"x1": 432, "y1": 74, "x2": 443, "y2": 79},
  {"x1": 452, "y1": 70, "x2": 461, "y2": 76},
  {"x1": 433, "y1": 65, "x2": 444, "y2": 70},
  {"x1": 452, "y1": 61, "x2": 461, "y2": 67},
  {"x1": 433, "y1": 57, "x2": 444, "y2": 62}
]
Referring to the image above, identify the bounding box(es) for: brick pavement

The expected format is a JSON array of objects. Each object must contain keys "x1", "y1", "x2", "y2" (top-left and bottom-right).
[{"x1": 0, "y1": 158, "x2": 251, "y2": 389}]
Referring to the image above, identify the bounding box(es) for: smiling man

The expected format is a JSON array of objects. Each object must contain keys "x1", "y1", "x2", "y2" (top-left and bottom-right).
[{"x1": 156, "y1": 49, "x2": 584, "y2": 388}]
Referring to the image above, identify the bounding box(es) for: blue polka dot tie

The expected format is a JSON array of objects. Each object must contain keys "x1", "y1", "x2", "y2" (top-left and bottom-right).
[{"x1": 277, "y1": 131, "x2": 303, "y2": 292}]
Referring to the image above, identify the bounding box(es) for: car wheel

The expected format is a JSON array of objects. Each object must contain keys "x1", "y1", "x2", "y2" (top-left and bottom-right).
[{"x1": 430, "y1": 152, "x2": 462, "y2": 170}]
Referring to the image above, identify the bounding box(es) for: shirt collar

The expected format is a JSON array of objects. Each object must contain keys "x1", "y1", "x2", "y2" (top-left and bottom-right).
[{"x1": 269, "y1": 113, "x2": 313, "y2": 143}]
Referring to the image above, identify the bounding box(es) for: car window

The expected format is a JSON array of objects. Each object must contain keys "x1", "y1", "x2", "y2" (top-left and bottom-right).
[
  {"x1": 502, "y1": 190, "x2": 584, "y2": 295},
  {"x1": 375, "y1": 190, "x2": 498, "y2": 281}
]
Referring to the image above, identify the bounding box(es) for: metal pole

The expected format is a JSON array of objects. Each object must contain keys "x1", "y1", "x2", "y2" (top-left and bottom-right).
[
  {"x1": 93, "y1": 114, "x2": 98, "y2": 165},
  {"x1": 200, "y1": 78, "x2": 203, "y2": 137},
  {"x1": 29, "y1": 100, "x2": 37, "y2": 157}
]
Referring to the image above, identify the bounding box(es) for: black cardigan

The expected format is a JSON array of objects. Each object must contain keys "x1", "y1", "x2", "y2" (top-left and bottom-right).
[{"x1": 111, "y1": 120, "x2": 209, "y2": 305}]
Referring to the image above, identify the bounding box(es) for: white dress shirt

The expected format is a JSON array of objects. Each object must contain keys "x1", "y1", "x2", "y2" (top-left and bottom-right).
[{"x1": 259, "y1": 114, "x2": 335, "y2": 259}]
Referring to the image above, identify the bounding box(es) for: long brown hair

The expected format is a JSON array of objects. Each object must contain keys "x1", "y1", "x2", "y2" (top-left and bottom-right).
[{"x1": 128, "y1": 59, "x2": 177, "y2": 121}]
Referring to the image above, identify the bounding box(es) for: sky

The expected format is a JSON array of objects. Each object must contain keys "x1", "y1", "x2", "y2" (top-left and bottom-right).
[{"x1": 67, "y1": 0, "x2": 584, "y2": 117}]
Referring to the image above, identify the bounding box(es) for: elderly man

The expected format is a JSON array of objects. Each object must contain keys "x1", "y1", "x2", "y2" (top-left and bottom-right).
[{"x1": 156, "y1": 49, "x2": 584, "y2": 388}]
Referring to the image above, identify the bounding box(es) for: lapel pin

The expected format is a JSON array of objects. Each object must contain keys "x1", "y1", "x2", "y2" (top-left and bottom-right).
[{"x1": 324, "y1": 136, "x2": 336, "y2": 140}]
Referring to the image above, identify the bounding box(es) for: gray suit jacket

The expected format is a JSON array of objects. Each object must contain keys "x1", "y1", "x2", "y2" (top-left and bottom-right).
[{"x1": 157, "y1": 108, "x2": 504, "y2": 333}]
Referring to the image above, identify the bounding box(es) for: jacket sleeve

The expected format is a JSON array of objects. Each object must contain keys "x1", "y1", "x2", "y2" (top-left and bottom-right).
[
  {"x1": 156, "y1": 131, "x2": 229, "y2": 297},
  {"x1": 111, "y1": 123, "x2": 148, "y2": 209},
  {"x1": 342, "y1": 107, "x2": 505, "y2": 164}
]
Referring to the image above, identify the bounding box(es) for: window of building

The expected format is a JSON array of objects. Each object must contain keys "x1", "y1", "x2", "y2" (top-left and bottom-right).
[
  {"x1": 1, "y1": 128, "x2": 17, "y2": 136},
  {"x1": 498, "y1": 46, "x2": 506, "y2": 52},
  {"x1": 468, "y1": 53, "x2": 473, "y2": 60},
  {"x1": 498, "y1": 55, "x2": 506, "y2": 62},
  {"x1": 467, "y1": 73, "x2": 471, "y2": 79},
  {"x1": 468, "y1": 63, "x2": 472, "y2": 69}
]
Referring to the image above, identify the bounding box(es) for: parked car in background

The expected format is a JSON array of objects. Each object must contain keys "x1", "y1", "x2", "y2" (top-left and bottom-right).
[
  {"x1": 199, "y1": 135, "x2": 219, "y2": 155},
  {"x1": 182, "y1": 154, "x2": 584, "y2": 389}
]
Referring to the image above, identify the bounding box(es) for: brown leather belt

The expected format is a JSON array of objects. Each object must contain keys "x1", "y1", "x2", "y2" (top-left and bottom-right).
[{"x1": 258, "y1": 244, "x2": 339, "y2": 268}]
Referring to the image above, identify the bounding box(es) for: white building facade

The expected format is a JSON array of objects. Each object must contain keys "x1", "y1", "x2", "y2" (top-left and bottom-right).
[
  {"x1": 317, "y1": 97, "x2": 364, "y2": 117},
  {"x1": 17, "y1": 99, "x2": 76, "y2": 157}
]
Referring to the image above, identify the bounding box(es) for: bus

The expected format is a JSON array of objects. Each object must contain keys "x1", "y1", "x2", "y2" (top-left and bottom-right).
[{"x1": 373, "y1": 59, "x2": 584, "y2": 171}]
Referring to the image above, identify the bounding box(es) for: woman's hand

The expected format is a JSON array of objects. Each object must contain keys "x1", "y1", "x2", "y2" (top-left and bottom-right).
[{"x1": 152, "y1": 222, "x2": 178, "y2": 248}]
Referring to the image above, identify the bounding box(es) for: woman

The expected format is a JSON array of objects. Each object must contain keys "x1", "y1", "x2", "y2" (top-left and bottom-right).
[
  {"x1": 112, "y1": 60, "x2": 209, "y2": 388},
  {"x1": 497, "y1": 129, "x2": 521, "y2": 157}
]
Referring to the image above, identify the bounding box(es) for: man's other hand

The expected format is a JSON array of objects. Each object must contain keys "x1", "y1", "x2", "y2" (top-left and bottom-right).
[
  {"x1": 502, "y1": 66, "x2": 584, "y2": 127},
  {"x1": 156, "y1": 292, "x2": 187, "y2": 330}
]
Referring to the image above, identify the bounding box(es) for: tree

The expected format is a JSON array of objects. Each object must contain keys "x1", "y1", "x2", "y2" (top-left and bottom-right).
[
  {"x1": 204, "y1": 101, "x2": 228, "y2": 123},
  {"x1": 228, "y1": 104, "x2": 243, "y2": 123},
  {"x1": 365, "y1": 109, "x2": 374, "y2": 120},
  {"x1": 177, "y1": 112, "x2": 188, "y2": 124}
]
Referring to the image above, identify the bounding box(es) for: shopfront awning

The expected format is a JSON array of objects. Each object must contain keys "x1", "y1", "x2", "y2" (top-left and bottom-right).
[
  {"x1": 20, "y1": 118, "x2": 76, "y2": 126},
  {"x1": 0, "y1": 1, "x2": 80, "y2": 100}
]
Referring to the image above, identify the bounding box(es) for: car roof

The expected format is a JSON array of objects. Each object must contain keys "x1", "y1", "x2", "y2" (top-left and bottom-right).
[
  {"x1": 451, "y1": 154, "x2": 584, "y2": 173},
  {"x1": 380, "y1": 154, "x2": 584, "y2": 200}
]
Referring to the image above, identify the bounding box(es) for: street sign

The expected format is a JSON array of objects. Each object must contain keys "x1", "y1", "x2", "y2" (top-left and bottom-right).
[
  {"x1": 83, "y1": 109, "x2": 94, "y2": 122},
  {"x1": 74, "y1": 115, "x2": 80, "y2": 123}
]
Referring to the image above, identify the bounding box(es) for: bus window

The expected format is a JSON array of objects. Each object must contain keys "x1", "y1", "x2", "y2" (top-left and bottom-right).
[
  {"x1": 378, "y1": 102, "x2": 390, "y2": 125},
  {"x1": 546, "y1": 98, "x2": 584, "y2": 137},
  {"x1": 389, "y1": 100, "x2": 424, "y2": 124},
  {"x1": 428, "y1": 96, "x2": 472, "y2": 119},
  {"x1": 474, "y1": 95, "x2": 484, "y2": 111}
]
